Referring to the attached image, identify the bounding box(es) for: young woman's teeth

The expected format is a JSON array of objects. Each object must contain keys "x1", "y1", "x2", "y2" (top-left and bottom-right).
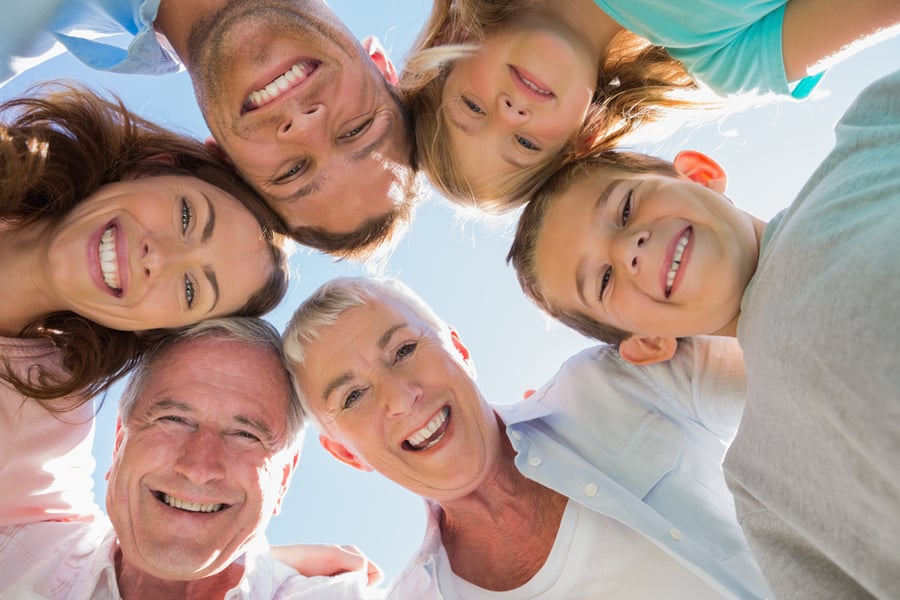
[
  {"x1": 665, "y1": 228, "x2": 692, "y2": 297},
  {"x1": 406, "y1": 407, "x2": 450, "y2": 450},
  {"x1": 99, "y1": 225, "x2": 121, "y2": 291},
  {"x1": 162, "y1": 493, "x2": 223, "y2": 513},
  {"x1": 245, "y1": 60, "x2": 316, "y2": 109}
]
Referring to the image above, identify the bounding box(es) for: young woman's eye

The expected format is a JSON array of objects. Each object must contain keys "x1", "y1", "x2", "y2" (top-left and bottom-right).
[
  {"x1": 342, "y1": 388, "x2": 364, "y2": 410},
  {"x1": 277, "y1": 160, "x2": 308, "y2": 183},
  {"x1": 621, "y1": 190, "x2": 633, "y2": 226},
  {"x1": 462, "y1": 96, "x2": 484, "y2": 115},
  {"x1": 394, "y1": 342, "x2": 417, "y2": 363},
  {"x1": 181, "y1": 197, "x2": 193, "y2": 234},
  {"x1": 184, "y1": 275, "x2": 196, "y2": 308},
  {"x1": 341, "y1": 118, "x2": 372, "y2": 139},
  {"x1": 599, "y1": 266, "x2": 612, "y2": 301},
  {"x1": 515, "y1": 135, "x2": 540, "y2": 151}
]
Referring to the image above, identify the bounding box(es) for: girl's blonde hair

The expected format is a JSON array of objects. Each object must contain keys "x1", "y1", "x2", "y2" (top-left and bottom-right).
[{"x1": 400, "y1": 0, "x2": 707, "y2": 213}]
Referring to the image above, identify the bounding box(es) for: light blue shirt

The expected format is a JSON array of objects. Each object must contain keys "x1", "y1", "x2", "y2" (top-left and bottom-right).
[
  {"x1": 388, "y1": 337, "x2": 770, "y2": 599},
  {"x1": 0, "y1": 0, "x2": 179, "y2": 86},
  {"x1": 595, "y1": 0, "x2": 823, "y2": 98}
]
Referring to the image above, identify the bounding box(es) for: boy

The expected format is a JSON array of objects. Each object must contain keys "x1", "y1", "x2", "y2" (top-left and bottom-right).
[{"x1": 508, "y1": 69, "x2": 900, "y2": 598}]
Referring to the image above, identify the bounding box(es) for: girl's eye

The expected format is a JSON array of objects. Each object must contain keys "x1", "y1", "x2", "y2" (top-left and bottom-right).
[
  {"x1": 395, "y1": 342, "x2": 417, "y2": 363},
  {"x1": 599, "y1": 266, "x2": 612, "y2": 301},
  {"x1": 462, "y1": 96, "x2": 484, "y2": 115},
  {"x1": 342, "y1": 388, "x2": 364, "y2": 410},
  {"x1": 184, "y1": 275, "x2": 196, "y2": 308},
  {"x1": 342, "y1": 119, "x2": 372, "y2": 139},
  {"x1": 621, "y1": 190, "x2": 633, "y2": 226},
  {"x1": 181, "y1": 198, "x2": 193, "y2": 234},
  {"x1": 515, "y1": 135, "x2": 539, "y2": 151}
]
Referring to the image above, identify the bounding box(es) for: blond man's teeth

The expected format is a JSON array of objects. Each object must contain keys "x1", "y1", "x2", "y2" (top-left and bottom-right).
[
  {"x1": 162, "y1": 493, "x2": 223, "y2": 513},
  {"x1": 665, "y1": 229, "x2": 691, "y2": 295},
  {"x1": 246, "y1": 61, "x2": 315, "y2": 107},
  {"x1": 99, "y1": 226, "x2": 120, "y2": 290}
]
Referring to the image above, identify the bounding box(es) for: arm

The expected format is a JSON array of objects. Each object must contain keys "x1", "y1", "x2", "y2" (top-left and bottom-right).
[
  {"x1": 782, "y1": 0, "x2": 900, "y2": 81},
  {"x1": 269, "y1": 544, "x2": 384, "y2": 587}
]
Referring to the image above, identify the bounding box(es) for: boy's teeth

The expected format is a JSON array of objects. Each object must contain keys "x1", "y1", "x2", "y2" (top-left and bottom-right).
[
  {"x1": 99, "y1": 226, "x2": 121, "y2": 291},
  {"x1": 246, "y1": 61, "x2": 316, "y2": 108},
  {"x1": 665, "y1": 228, "x2": 692, "y2": 296},
  {"x1": 162, "y1": 493, "x2": 223, "y2": 513},
  {"x1": 406, "y1": 407, "x2": 450, "y2": 449}
]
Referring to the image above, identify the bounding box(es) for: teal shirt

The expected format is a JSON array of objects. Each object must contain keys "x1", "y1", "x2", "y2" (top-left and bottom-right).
[{"x1": 594, "y1": 0, "x2": 823, "y2": 98}]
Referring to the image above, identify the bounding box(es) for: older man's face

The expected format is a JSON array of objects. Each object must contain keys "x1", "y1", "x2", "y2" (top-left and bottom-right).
[
  {"x1": 296, "y1": 297, "x2": 504, "y2": 502},
  {"x1": 106, "y1": 337, "x2": 297, "y2": 580},
  {"x1": 188, "y1": 0, "x2": 412, "y2": 235}
]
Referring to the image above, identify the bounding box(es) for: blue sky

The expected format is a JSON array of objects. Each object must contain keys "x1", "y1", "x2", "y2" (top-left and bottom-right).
[{"x1": 3, "y1": 1, "x2": 898, "y2": 586}]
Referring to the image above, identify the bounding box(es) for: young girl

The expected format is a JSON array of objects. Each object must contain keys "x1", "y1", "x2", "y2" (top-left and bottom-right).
[
  {"x1": 401, "y1": 0, "x2": 899, "y2": 212},
  {"x1": 0, "y1": 83, "x2": 289, "y2": 409}
]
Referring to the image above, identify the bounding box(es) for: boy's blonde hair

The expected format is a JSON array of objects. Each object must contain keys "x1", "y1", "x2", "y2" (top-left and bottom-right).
[
  {"x1": 507, "y1": 151, "x2": 679, "y2": 343},
  {"x1": 400, "y1": 0, "x2": 703, "y2": 213}
]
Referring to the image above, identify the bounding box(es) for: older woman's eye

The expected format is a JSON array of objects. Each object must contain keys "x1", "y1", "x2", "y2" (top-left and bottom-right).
[
  {"x1": 395, "y1": 342, "x2": 417, "y2": 363},
  {"x1": 184, "y1": 275, "x2": 196, "y2": 308},
  {"x1": 181, "y1": 198, "x2": 193, "y2": 234},
  {"x1": 342, "y1": 388, "x2": 364, "y2": 410}
]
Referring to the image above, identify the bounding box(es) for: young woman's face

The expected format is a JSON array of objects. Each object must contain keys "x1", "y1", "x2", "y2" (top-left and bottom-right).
[
  {"x1": 442, "y1": 17, "x2": 597, "y2": 195},
  {"x1": 47, "y1": 175, "x2": 275, "y2": 331}
]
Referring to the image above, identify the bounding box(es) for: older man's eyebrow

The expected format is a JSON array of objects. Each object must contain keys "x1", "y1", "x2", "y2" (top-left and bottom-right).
[
  {"x1": 575, "y1": 179, "x2": 621, "y2": 307},
  {"x1": 145, "y1": 399, "x2": 193, "y2": 417},
  {"x1": 234, "y1": 414, "x2": 275, "y2": 443},
  {"x1": 351, "y1": 116, "x2": 394, "y2": 162}
]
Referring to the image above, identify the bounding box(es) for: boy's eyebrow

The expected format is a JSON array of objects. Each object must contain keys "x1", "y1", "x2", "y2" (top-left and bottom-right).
[{"x1": 574, "y1": 179, "x2": 621, "y2": 306}]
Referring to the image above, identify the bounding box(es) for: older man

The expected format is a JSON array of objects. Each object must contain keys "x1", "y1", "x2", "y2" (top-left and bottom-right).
[
  {"x1": 283, "y1": 277, "x2": 770, "y2": 599},
  {"x1": 1, "y1": 0, "x2": 418, "y2": 258},
  {"x1": 0, "y1": 317, "x2": 375, "y2": 598}
]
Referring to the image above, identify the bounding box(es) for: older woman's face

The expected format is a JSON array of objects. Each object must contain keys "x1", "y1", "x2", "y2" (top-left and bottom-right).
[
  {"x1": 295, "y1": 297, "x2": 504, "y2": 503},
  {"x1": 46, "y1": 175, "x2": 275, "y2": 330}
]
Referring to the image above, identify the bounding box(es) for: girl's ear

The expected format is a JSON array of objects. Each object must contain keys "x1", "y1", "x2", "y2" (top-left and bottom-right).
[
  {"x1": 673, "y1": 150, "x2": 728, "y2": 193},
  {"x1": 618, "y1": 336, "x2": 678, "y2": 365}
]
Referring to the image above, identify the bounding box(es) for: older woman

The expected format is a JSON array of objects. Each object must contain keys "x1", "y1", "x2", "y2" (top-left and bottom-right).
[{"x1": 0, "y1": 83, "x2": 289, "y2": 409}]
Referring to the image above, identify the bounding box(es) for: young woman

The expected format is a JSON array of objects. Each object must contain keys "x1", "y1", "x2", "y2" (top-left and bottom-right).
[{"x1": 0, "y1": 83, "x2": 289, "y2": 409}]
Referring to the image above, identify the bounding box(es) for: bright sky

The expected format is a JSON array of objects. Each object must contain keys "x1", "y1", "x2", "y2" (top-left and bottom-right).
[{"x1": 2, "y1": 0, "x2": 898, "y2": 588}]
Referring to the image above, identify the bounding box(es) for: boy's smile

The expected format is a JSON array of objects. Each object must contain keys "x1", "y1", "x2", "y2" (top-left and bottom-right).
[{"x1": 532, "y1": 152, "x2": 765, "y2": 341}]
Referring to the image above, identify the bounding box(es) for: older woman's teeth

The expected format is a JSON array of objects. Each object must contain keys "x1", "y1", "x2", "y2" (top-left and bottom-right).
[
  {"x1": 162, "y1": 493, "x2": 223, "y2": 513},
  {"x1": 407, "y1": 407, "x2": 450, "y2": 450},
  {"x1": 245, "y1": 60, "x2": 318, "y2": 110},
  {"x1": 99, "y1": 226, "x2": 121, "y2": 291},
  {"x1": 665, "y1": 228, "x2": 691, "y2": 297}
]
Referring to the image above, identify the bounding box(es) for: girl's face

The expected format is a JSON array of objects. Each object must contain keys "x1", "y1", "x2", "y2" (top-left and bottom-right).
[
  {"x1": 46, "y1": 175, "x2": 275, "y2": 331},
  {"x1": 442, "y1": 16, "x2": 598, "y2": 195}
]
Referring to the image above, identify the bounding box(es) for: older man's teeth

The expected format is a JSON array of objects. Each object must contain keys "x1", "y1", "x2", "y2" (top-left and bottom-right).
[
  {"x1": 406, "y1": 407, "x2": 450, "y2": 451},
  {"x1": 245, "y1": 60, "x2": 318, "y2": 109},
  {"x1": 99, "y1": 226, "x2": 121, "y2": 291},
  {"x1": 162, "y1": 493, "x2": 223, "y2": 513},
  {"x1": 665, "y1": 228, "x2": 692, "y2": 297}
]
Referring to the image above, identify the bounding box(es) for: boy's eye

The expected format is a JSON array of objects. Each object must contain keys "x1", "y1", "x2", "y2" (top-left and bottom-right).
[
  {"x1": 184, "y1": 275, "x2": 196, "y2": 308},
  {"x1": 461, "y1": 96, "x2": 484, "y2": 115},
  {"x1": 515, "y1": 135, "x2": 540, "y2": 151},
  {"x1": 181, "y1": 197, "x2": 193, "y2": 233},
  {"x1": 599, "y1": 266, "x2": 612, "y2": 301},
  {"x1": 621, "y1": 190, "x2": 633, "y2": 226}
]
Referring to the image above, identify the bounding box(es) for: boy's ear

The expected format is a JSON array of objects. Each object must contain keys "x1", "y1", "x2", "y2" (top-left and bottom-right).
[
  {"x1": 618, "y1": 336, "x2": 678, "y2": 365},
  {"x1": 673, "y1": 150, "x2": 727, "y2": 194},
  {"x1": 204, "y1": 136, "x2": 234, "y2": 167},
  {"x1": 319, "y1": 434, "x2": 373, "y2": 472},
  {"x1": 361, "y1": 36, "x2": 399, "y2": 86}
]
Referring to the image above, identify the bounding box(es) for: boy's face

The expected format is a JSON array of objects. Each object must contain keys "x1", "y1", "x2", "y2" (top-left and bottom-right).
[{"x1": 533, "y1": 152, "x2": 762, "y2": 340}]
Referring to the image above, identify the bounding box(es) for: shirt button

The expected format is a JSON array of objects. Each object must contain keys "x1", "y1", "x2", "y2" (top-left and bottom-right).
[
  {"x1": 528, "y1": 456, "x2": 542, "y2": 467},
  {"x1": 584, "y1": 483, "x2": 598, "y2": 497},
  {"x1": 510, "y1": 431, "x2": 522, "y2": 441},
  {"x1": 669, "y1": 528, "x2": 684, "y2": 541}
]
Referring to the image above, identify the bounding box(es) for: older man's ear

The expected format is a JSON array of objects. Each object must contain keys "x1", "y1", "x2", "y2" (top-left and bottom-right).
[
  {"x1": 362, "y1": 36, "x2": 399, "y2": 85},
  {"x1": 320, "y1": 434, "x2": 373, "y2": 472}
]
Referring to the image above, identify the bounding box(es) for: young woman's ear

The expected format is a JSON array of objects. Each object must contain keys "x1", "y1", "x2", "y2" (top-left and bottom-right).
[
  {"x1": 618, "y1": 336, "x2": 678, "y2": 365},
  {"x1": 361, "y1": 36, "x2": 399, "y2": 86},
  {"x1": 673, "y1": 150, "x2": 728, "y2": 194}
]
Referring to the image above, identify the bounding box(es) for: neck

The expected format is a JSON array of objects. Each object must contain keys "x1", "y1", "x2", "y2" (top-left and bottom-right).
[
  {"x1": 155, "y1": 0, "x2": 227, "y2": 65},
  {"x1": 0, "y1": 221, "x2": 63, "y2": 336},
  {"x1": 115, "y1": 548, "x2": 245, "y2": 600},
  {"x1": 436, "y1": 429, "x2": 568, "y2": 590}
]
